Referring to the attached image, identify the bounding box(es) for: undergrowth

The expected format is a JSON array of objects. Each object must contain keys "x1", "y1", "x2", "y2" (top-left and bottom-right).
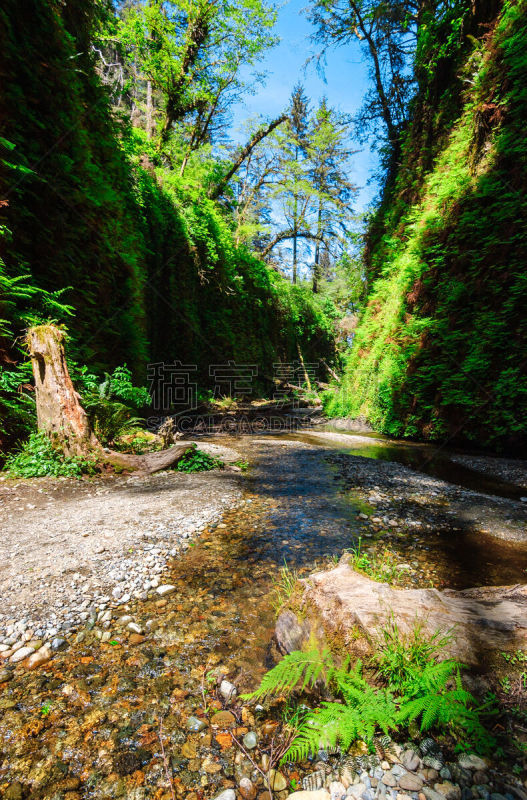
[
  {"x1": 3, "y1": 432, "x2": 96, "y2": 478},
  {"x1": 347, "y1": 538, "x2": 406, "y2": 585},
  {"x1": 244, "y1": 624, "x2": 496, "y2": 759},
  {"x1": 176, "y1": 447, "x2": 224, "y2": 473}
]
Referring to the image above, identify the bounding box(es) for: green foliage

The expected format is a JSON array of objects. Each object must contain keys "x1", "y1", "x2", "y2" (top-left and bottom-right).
[
  {"x1": 4, "y1": 433, "x2": 95, "y2": 478},
  {"x1": 375, "y1": 617, "x2": 453, "y2": 692},
  {"x1": 80, "y1": 365, "x2": 148, "y2": 446},
  {"x1": 271, "y1": 561, "x2": 300, "y2": 616},
  {"x1": 243, "y1": 647, "x2": 335, "y2": 701},
  {"x1": 286, "y1": 659, "x2": 398, "y2": 761},
  {"x1": 246, "y1": 633, "x2": 496, "y2": 759},
  {"x1": 327, "y1": 0, "x2": 527, "y2": 451},
  {"x1": 347, "y1": 539, "x2": 406, "y2": 585},
  {"x1": 2, "y1": 0, "x2": 337, "y2": 427},
  {"x1": 176, "y1": 447, "x2": 223, "y2": 472}
]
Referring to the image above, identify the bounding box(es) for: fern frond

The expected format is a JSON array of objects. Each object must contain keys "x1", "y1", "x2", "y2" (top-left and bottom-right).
[
  {"x1": 282, "y1": 686, "x2": 398, "y2": 763},
  {"x1": 241, "y1": 648, "x2": 334, "y2": 701}
]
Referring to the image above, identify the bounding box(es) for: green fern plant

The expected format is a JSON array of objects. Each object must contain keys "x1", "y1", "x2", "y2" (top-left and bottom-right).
[
  {"x1": 285, "y1": 661, "x2": 398, "y2": 761},
  {"x1": 242, "y1": 647, "x2": 335, "y2": 701},
  {"x1": 244, "y1": 640, "x2": 496, "y2": 761}
]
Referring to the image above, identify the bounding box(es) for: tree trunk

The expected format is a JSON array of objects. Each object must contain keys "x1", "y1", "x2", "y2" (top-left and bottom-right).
[
  {"x1": 27, "y1": 325, "x2": 194, "y2": 474},
  {"x1": 146, "y1": 80, "x2": 153, "y2": 140},
  {"x1": 27, "y1": 325, "x2": 100, "y2": 458}
]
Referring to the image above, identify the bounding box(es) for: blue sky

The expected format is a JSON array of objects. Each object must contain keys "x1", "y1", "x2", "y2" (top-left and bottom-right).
[{"x1": 229, "y1": 0, "x2": 379, "y2": 214}]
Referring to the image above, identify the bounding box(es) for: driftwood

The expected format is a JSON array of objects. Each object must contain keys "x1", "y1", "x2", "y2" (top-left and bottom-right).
[{"x1": 27, "y1": 325, "x2": 193, "y2": 474}]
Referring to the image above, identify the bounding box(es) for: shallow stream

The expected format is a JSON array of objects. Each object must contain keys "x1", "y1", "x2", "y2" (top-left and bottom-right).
[{"x1": 1, "y1": 432, "x2": 527, "y2": 797}]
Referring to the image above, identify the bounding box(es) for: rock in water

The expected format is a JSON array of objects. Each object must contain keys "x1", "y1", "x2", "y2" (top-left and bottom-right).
[
  {"x1": 242, "y1": 731, "x2": 257, "y2": 749},
  {"x1": 26, "y1": 646, "x2": 52, "y2": 670},
  {"x1": 187, "y1": 715, "x2": 207, "y2": 732},
  {"x1": 214, "y1": 792, "x2": 236, "y2": 800},
  {"x1": 219, "y1": 679, "x2": 237, "y2": 702},
  {"x1": 239, "y1": 777, "x2": 256, "y2": 800}
]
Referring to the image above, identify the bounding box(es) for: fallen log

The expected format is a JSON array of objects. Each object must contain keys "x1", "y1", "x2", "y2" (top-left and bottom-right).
[
  {"x1": 27, "y1": 324, "x2": 193, "y2": 473},
  {"x1": 276, "y1": 557, "x2": 527, "y2": 668}
]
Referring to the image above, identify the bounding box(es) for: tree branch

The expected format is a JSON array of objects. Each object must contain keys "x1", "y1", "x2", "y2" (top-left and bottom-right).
[
  {"x1": 208, "y1": 114, "x2": 287, "y2": 200},
  {"x1": 260, "y1": 229, "x2": 325, "y2": 258}
]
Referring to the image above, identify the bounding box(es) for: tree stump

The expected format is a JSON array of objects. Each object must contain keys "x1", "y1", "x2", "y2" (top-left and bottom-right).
[
  {"x1": 27, "y1": 324, "x2": 194, "y2": 473},
  {"x1": 27, "y1": 325, "x2": 100, "y2": 458}
]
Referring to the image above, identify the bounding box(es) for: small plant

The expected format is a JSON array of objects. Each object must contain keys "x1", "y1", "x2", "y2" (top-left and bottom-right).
[
  {"x1": 375, "y1": 617, "x2": 454, "y2": 692},
  {"x1": 501, "y1": 650, "x2": 527, "y2": 665},
  {"x1": 234, "y1": 459, "x2": 249, "y2": 471},
  {"x1": 176, "y1": 447, "x2": 223, "y2": 472},
  {"x1": 82, "y1": 365, "x2": 149, "y2": 446},
  {"x1": 271, "y1": 561, "x2": 300, "y2": 616},
  {"x1": 41, "y1": 702, "x2": 52, "y2": 717},
  {"x1": 348, "y1": 539, "x2": 406, "y2": 585},
  {"x1": 4, "y1": 432, "x2": 95, "y2": 478},
  {"x1": 244, "y1": 638, "x2": 496, "y2": 759}
]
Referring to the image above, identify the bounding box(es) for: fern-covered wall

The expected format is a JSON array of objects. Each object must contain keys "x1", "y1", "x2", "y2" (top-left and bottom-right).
[
  {"x1": 0, "y1": 0, "x2": 336, "y2": 396},
  {"x1": 326, "y1": 0, "x2": 527, "y2": 451}
]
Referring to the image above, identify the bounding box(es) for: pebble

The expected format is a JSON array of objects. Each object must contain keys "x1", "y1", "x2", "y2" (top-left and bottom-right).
[
  {"x1": 220, "y1": 678, "x2": 237, "y2": 702},
  {"x1": 288, "y1": 793, "x2": 331, "y2": 800},
  {"x1": 347, "y1": 784, "x2": 366, "y2": 799},
  {"x1": 268, "y1": 770, "x2": 288, "y2": 792},
  {"x1": 402, "y1": 750, "x2": 421, "y2": 772},
  {"x1": 186, "y1": 715, "x2": 207, "y2": 732},
  {"x1": 434, "y1": 784, "x2": 461, "y2": 800},
  {"x1": 214, "y1": 791, "x2": 236, "y2": 800},
  {"x1": 127, "y1": 622, "x2": 143, "y2": 634},
  {"x1": 458, "y1": 755, "x2": 487, "y2": 772},
  {"x1": 211, "y1": 710, "x2": 235, "y2": 727},
  {"x1": 50, "y1": 637, "x2": 68, "y2": 652},
  {"x1": 10, "y1": 646, "x2": 33, "y2": 663},
  {"x1": 25, "y1": 646, "x2": 52, "y2": 670},
  {"x1": 156, "y1": 584, "x2": 176, "y2": 596},
  {"x1": 399, "y1": 774, "x2": 423, "y2": 792},
  {"x1": 242, "y1": 731, "x2": 257, "y2": 749},
  {"x1": 239, "y1": 777, "x2": 257, "y2": 800},
  {"x1": 0, "y1": 668, "x2": 12, "y2": 682},
  {"x1": 329, "y1": 781, "x2": 347, "y2": 800}
]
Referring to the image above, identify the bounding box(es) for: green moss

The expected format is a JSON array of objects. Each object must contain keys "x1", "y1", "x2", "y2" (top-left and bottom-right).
[{"x1": 327, "y1": 0, "x2": 527, "y2": 451}]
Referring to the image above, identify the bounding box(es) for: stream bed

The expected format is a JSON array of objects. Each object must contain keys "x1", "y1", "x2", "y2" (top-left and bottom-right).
[{"x1": 1, "y1": 432, "x2": 527, "y2": 798}]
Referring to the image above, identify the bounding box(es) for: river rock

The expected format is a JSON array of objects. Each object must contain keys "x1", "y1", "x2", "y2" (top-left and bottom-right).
[
  {"x1": 329, "y1": 781, "x2": 347, "y2": 800},
  {"x1": 156, "y1": 585, "x2": 176, "y2": 596},
  {"x1": 239, "y1": 777, "x2": 257, "y2": 800},
  {"x1": 398, "y1": 773, "x2": 423, "y2": 792},
  {"x1": 211, "y1": 710, "x2": 236, "y2": 727},
  {"x1": 0, "y1": 668, "x2": 12, "y2": 682},
  {"x1": 434, "y1": 783, "x2": 461, "y2": 800},
  {"x1": 26, "y1": 645, "x2": 52, "y2": 670},
  {"x1": 268, "y1": 770, "x2": 287, "y2": 791},
  {"x1": 243, "y1": 731, "x2": 257, "y2": 749},
  {"x1": 278, "y1": 562, "x2": 527, "y2": 665},
  {"x1": 402, "y1": 750, "x2": 421, "y2": 772},
  {"x1": 10, "y1": 645, "x2": 33, "y2": 663},
  {"x1": 287, "y1": 793, "x2": 330, "y2": 800},
  {"x1": 457, "y1": 754, "x2": 487, "y2": 772},
  {"x1": 50, "y1": 637, "x2": 68, "y2": 652},
  {"x1": 187, "y1": 715, "x2": 207, "y2": 732},
  {"x1": 220, "y1": 679, "x2": 237, "y2": 702},
  {"x1": 214, "y1": 791, "x2": 236, "y2": 800}
]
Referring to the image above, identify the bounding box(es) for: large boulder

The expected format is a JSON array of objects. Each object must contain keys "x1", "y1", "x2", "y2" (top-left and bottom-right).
[{"x1": 276, "y1": 558, "x2": 527, "y2": 666}]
